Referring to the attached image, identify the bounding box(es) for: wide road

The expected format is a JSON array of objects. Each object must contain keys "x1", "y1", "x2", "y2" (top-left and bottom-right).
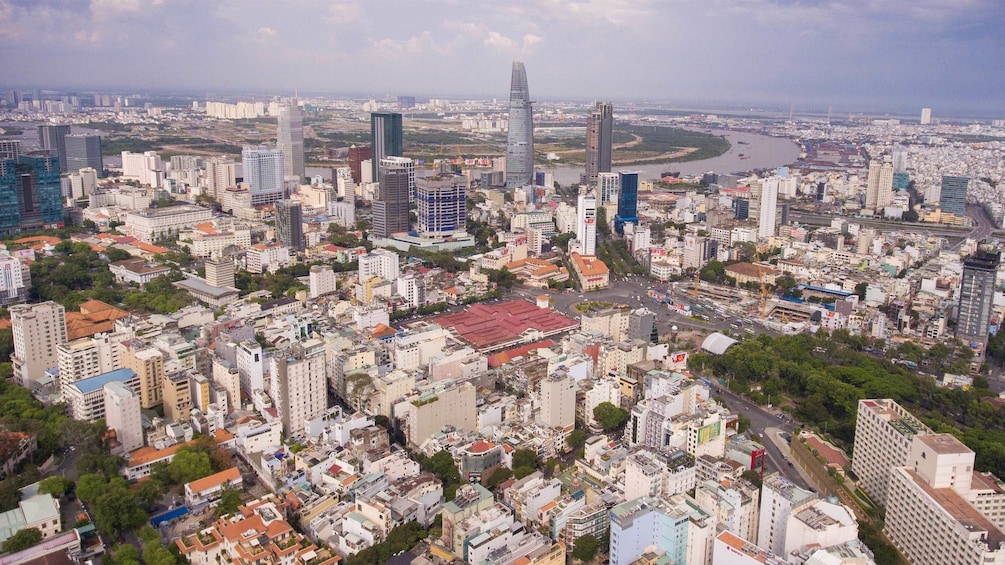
[{"x1": 789, "y1": 209, "x2": 972, "y2": 238}]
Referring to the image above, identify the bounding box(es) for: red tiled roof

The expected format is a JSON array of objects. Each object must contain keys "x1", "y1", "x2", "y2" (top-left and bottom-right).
[
  {"x1": 487, "y1": 339, "x2": 557, "y2": 368},
  {"x1": 428, "y1": 300, "x2": 578, "y2": 351}
]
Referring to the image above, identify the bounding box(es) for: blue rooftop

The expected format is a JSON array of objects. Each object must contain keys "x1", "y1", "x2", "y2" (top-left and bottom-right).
[
  {"x1": 68, "y1": 368, "x2": 137, "y2": 394},
  {"x1": 797, "y1": 284, "x2": 852, "y2": 297}
]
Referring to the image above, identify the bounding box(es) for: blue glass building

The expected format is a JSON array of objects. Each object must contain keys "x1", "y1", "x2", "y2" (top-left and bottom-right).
[
  {"x1": 615, "y1": 171, "x2": 639, "y2": 235},
  {"x1": 940, "y1": 175, "x2": 968, "y2": 216},
  {"x1": 370, "y1": 112, "x2": 403, "y2": 183},
  {"x1": 0, "y1": 154, "x2": 63, "y2": 233}
]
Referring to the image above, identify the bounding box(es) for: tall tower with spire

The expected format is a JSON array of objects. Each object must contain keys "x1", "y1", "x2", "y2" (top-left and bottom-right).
[{"x1": 505, "y1": 62, "x2": 534, "y2": 189}]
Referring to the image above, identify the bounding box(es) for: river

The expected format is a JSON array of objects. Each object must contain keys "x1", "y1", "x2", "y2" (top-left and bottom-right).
[{"x1": 545, "y1": 128, "x2": 802, "y2": 186}]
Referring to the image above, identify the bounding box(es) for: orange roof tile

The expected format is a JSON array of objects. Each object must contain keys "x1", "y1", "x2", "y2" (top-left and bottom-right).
[{"x1": 186, "y1": 467, "x2": 240, "y2": 493}]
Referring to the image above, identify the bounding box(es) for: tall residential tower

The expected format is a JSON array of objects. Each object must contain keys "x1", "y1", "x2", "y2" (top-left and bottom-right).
[{"x1": 505, "y1": 62, "x2": 534, "y2": 188}]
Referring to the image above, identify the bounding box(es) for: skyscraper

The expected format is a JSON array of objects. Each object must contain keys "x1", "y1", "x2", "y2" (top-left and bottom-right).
[
  {"x1": 940, "y1": 175, "x2": 968, "y2": 216},
  {"x1": 865, "y1": 160, "x2": 894, "y2": 210},
  {"x1": 758, "y1": 177, "x2": 779, "y2": 238},
  {"x1": 920, "y1": 107, "x2": 932, "y2": 125},
  {"x1": 275, "y1": 199, "x2": 305, "y2": 251},
  {"x1": 576, "y1": 191, "x2": 597, "y2": 256},
  {"x1": 584, "y1": 101, "x2": 613, "y2": 184},
  {"x1": 204, "y1": 157, "x2": 237, "y2": 199},
  {"x1": 348, "y1": 145, "x2": 372, "y2": 184},
  {"x1": 615, "y1": 171, "x2": 639, "y2": 235},
  {"x1": 0, "y1": 154, "x2": 64, "y2": 232},
  {"x1": 381, "y1": 156, "x2": 415, "y2": 204},
  {"x1": 370, "y1": 113, "x2": 403, "y2": 184},
  {"x1": 10, "y1": 301, "x2": 66, "y2": 388},
  {"x1": 957, "y1": 247, "x2": 1000, "y2": 345},
  {"x1": 417, "y1": 175, "x2": 466, "y2": 237},
  {"x1": 373, "y1": 158, "x2": 411, "y2": 238},
  {"x1": 63, "y1": 134, "x2": 104, "y2": 176},
  {"x1": 242, "y1": 145, "x2": 285, "y2": 205},
  {"x1": 37, "y1": 125, "x2": 70, "y2": 173},
  {"x1": 598, "y1": 172, "x2": 619, "y2": 204},
  {"x1": 276, "y1": 97, "x2": 305, "y2": 181},
  {"x1": 505, "y1": 61, "x2": 534, "y2": 188}
]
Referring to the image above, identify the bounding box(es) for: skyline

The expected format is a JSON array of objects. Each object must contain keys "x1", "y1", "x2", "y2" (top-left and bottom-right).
[{"x1": 1, "y1": 0, "x2": 1004, "y2": 116}]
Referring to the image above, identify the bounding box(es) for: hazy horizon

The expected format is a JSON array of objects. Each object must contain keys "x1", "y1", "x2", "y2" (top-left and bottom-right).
[{"x1": 3, "y1": 0, "x2": 1004, "y2": 117}]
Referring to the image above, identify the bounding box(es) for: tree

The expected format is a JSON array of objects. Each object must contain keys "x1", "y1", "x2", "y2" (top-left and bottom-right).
[
  {"x1": 512, "y1": 448, "x2": 538, "y2": 470},
  {"x1": 93, "y1": 482, "x2": 147, "y2": 537},
  {"x1": 167, "y1": 447, "x2": 212, "y2": 484},
  {"x1": 741, "y1": 470, "x2": 763, "y2": 489},
  {"x1": 104, "y1": 248, "x2": 133, "y2": 262},
  {"x1": 566, "y1": 429, "x2": 587, "y2": 450},
  {"x1": 484, "y1": 467, "x2": 513, "y2": 489},
  {"x1": 109, "y1": 543, "x2": 140, "y2": 565},
  {"x1": 571, "y1": 534, "x2": 599, "y2": 562},
  {"x1": 75, "y1": 473, "x2": 107, "y2": 503},
  {"x1": 134, "y1": 479, "x2": 166, "y2": 511},
  {"x1": 512, "y1": 466, "x2": 537, "y2": 480},
  {"x1": 593, "y1": 402, "x2": 629, "y2": 431},
  {"x1": 2, "y1": 528, "x2": 41, "y2": 553},
  {"x1": 37, "y1": 476, "x2": 73, "y2": 498},
  {"x1": 215, "y1": 489, "x2": 242, "y2": 517}
]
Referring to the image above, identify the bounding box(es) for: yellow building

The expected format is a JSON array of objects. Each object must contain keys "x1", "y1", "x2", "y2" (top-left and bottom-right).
[
  {"x1": 570, "y1": 253, "x2": 609, "y2": 290},
  {"x1": 119, "y1": 339, "x2": 165, "y2": 409}
]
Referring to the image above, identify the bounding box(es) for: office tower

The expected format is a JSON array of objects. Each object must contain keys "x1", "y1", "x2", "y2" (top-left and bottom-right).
[
  {"x1": 204, "y1": 257, "x2": 235, "y2": 288},
  {"x1": 957, "y1": 248, "x2": 1000, "y2": 345},
  {"x1": 372, "y1": 158, "x2": 411, "y2": 238},
  {"x1": 270, "y1": 340, "x2": 327, "y2": 437},
  {"x1": 628, "y1": 308, "x2": 655, "y2": 342},
  {"x1": 348, "y1": 145, "x2": 371, "y2": 184},
  {"x1": 892, "y1": 145, "x2": 908, "y2": 173},
  {"x1": 103, "y1": 380, "x2": 143, "y2": 452},
  {"x1": 370, "y1": 113, "x2": 403, "y2": 183},
  {"x1": 576, "y1": 191, "x2": 597, "y2": 256},
  {"x1": 584, "y1": 101, "x2": 613, "y2": 184},
  {"x1": 940, "y1": 175, "x2": 969, "y2": 216},
  {"x1": 505, "y1": 61, "x2": 534, "y2": 188},
  {"x1": 757, "y1": 473, "x2": 816, "y2": 555},
  {"x1": 119, "y1": 339, "x2": 165, "y2": 409},
  {"x1": 0, "y1": 140, "x2": 21, "y2": 160},
  {"x1": 276, "y1": 97, "x2": 305, "y2": 181},
  {"x1": 614, "y1": 171, "x2": 639, "y2": 235},
  {"x1": 204, "y1": 157, "x2": 237, "y2": 199},
  {"x1": 64, "y1": 134, "x2": 104, "y2": 176},
  {"x1": 920, "y1": 107, "x2": 932, "y2": 125},
  {"x1": 758, "y1": 177, "x2": 779, "y2": 238},
  {"x1": 274, "y1": 199, "x2": 304, "y2": 251},
  {"x1": 0, "y1": 154, "x2": 64, "y2": 232},
  {"x1": 242, "y1": 145, "x2": 284, "y2": 205},
  {"x1": 417, "y1": 175, "x2": 466, "y2": 237},
  {"x1": 851, "y1": 399, "x2": 932, "y2": 507},
  {"x1": 10, "y1": 301, "x2": 67, "y2": 388},
  {"x1": 598, "y1": 172, "x2": 619, "y2": 204},
  {"x1": 381, "y1": 155, "x2": 415, "y2": 204},
  {"x1": 37, "y1": 125, "x2": 70, "y2": 172},
  {"x1": 397, "y1": 96, "x2": 416, "y2": 109},
  {"x1": 537, "y1": 374, "x2": 576, "y2": 429}
]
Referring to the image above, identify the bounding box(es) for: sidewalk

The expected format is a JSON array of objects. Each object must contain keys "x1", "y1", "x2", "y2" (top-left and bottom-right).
[{"x1": 764, "y1": 426, "x2": 820, "y2": 491}]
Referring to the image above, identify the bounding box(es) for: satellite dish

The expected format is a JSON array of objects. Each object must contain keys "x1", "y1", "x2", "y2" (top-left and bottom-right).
[{"x1": 671, "y1": 325, "x2": 678, "y2": 332}]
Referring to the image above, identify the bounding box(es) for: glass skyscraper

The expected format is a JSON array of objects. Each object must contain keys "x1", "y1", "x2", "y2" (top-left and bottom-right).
[
  {"x1": 505, "y1": 61, "x2": 534, "y2": 188},
  {"x1": 373, "y1": 158, "x2": 411, "y2": 238},
  {"x1": 0, "y1": 154, "x2": 64, "y2": 232},
  {"x1": 37, "y1": 125, "x2": 71, "y2": 173},
  {"x1": 242, "y1": 145, "x2": 285, "y2": 205},
  {"x1": 277, "y1": 98, "x2": 305, "y2": 181},
  {"x1": 585, "y1": 101, "x2": 613, "y2": 184},
  {"x1": 370, "y1": 112, "x2": 403, "y2": 184},
  {"x1": 63, "y1": 134, "x2": 104, "y2": 176},
  {"x1": 615, "y1": 171, "x2": 639, "y2": 235},
  {"x1": 417, "y1": 175, "x2": 466, "y2": 238},
  {"x1": 275, "y1": 199, "x2": 304, "y2": 251},
  {"x1": 957, "y1": 247, "x2": 1000, "y2": 345},
  {"x1": 940, "y1": 175, "x2": 968, "y2": 216}
]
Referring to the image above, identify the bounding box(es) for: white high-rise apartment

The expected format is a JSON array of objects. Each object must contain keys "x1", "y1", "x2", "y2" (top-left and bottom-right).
[
  {"x1": 270, "y1": 339, "x2": 327, "y2": 438},
  {"x1": 886, "y1": 433, "x2": 1005, "y2": 565},
  {"x1": 58, "y1": 334, "x2": 123, "y2": 391},
  {"x1": 204, "y1": 157, "x2": 237, "y2": 199},
  {"x1": 359, "y1": 249, "x2": 400, "y2": 282},
  {"x1": 576, "y1": 191, "x2": 598, "y2": 256},
  {"x1": 866, "y1": 160, "x2": 895, "y2": 210},
  {"x1": 308, "y1": 265, "x2": 338, "y2": 299},
  {"x1": 850, "y1": 398, "x2": 932, "y2": 507},
  {"x1": 537, "y1": 374, "x2": 576, "y2": 429},
  {"x1": 11, "y1": 301, "x2": 67, "y2": 388},
  {"x1": 920, "y1": 107, "x2": 932, "y2": 125},
  {"x1": 598, "y1": 172, "x2": 619, "y2": 204},
  {"x1": 235, "y1": 340, "x2": 265, "y2": 395},
  {"x1": 242, "y1": 145, "x2": 285, "y2": 205},
  {"x1": 757, "y1": 473, "x2": 816, "y2": 555},
  {"x1": 758, "y1": 177, "x2": 778, "y2": 239},
  {"x1": 103, "y1": 380, "x2": 143, "y2": 452},
  {"x1": 121, "y1": 151, "x2": 164, "y2": 187},
  {"x1": 276, "y1": 97, "x2": 305, "y2": 181}
]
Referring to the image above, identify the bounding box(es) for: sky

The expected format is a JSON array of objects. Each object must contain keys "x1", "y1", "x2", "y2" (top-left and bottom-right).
[{"x1": 2, "y1": 0, "x2": 1004, "y2": 115}]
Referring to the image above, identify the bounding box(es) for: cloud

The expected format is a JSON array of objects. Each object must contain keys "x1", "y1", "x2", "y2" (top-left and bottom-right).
[
  {"x1": 254, "y1": 26, "x2": 276, "y2": 43},
  {"x1": 368, "y1": 30, "x2": 440, "y2": 57},
  {"x1": 326, "y1": 0, "x2": 363, "y2": 25}
]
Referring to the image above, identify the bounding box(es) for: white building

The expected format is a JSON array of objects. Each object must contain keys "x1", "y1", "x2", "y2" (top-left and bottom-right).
[
  {"x1": 537, "y1": 374, "x2": 576, "y2": 429},
  {"x1": 695, "y1": 478, "x2": 760, "y2": 544},
  {"x1": 575, "y1": 192, "x2": 598, "y2": 256},
  {"x1": 269, "y1": 339, "x2": 327, "y2": 438},
  {"x1": 0, "y1": 251, "x2": 28, "y2": 306},
  {"x1": 851, "y1": 398, "x2": 931, "y2": 508},
  {"x1": 598, "y1": 172, "x2": 619, "y2": 204},
  {"x1": 109, "y1": 258, "x2": 171, "y2": 286},
  {"x1": 246, "y1": 243, "x2": 291, "y2": 274},
  {"x1": 396, "y1": 274, "x2": 424, "y2": 309},
  {"x1": 64, "y1": 368, "x2": 140, "y2": 423},
  {"x1": 11, "y1": 301, "x2": 66, "y2": 388},
  {"x1": 57, "y1": 333, "x2": 124, "y2": 391},
  {"x1": 242, "y1": 145, "x2": 285, "y2": 205},
  {"x1": 784, "y1": 499, "x2": 858, "y2": 559},
  {"x1": 758, "y1": 473, "x2": 816, "y2": 556},
  {"x1": 121, "y1": 151, "x2": 164, "y2": 187},
  {"x1": 758, "y1": 177, "x2": 779, "y2": 239},
  {"x1": 123, "y1": 205, "x2": 214, "y2": 243},
  {"x1": 359, "y1": 249, "x2": 399, "y2": 282},
  {"x1": 103, "y1": 380, "x2": 143, "y2": 452},
  {"x1": 309, "y1": 265, "x2": 338, "y2": 299}
]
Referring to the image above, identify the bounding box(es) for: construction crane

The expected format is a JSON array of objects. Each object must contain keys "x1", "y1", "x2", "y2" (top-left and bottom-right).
[{"x1": 758, "y1": 263, "x2": 770, "y2": 319}]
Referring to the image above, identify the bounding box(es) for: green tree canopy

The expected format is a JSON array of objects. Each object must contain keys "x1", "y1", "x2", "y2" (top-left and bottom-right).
[
  {"x1": 571, "y1": 534, "x2": 599, "y2": 562},
  {"x1": 167, "y1": 447, "x2": 213, "y2": 485},
  {"x1": 566, "y1": 429, "x2": 587, "y2": 450},
  {"x1": 484, "y1": 467, "x2": 513, "y2": 489},
  {"x1": 2, "y1": 528, "x2": 41, "y2": 553},
  {"x1": 215, "y1": 489, "x2": 242, "y2": 517},
  {"x1": 37, "y1": 476, "x2": 73, "y2": 498},
  {"x1": 593, "y1": 402, "x2": 629, "y2": 431},
  {"x1": 511, "y1": 448, "x2": 539, "y2": 470}
]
